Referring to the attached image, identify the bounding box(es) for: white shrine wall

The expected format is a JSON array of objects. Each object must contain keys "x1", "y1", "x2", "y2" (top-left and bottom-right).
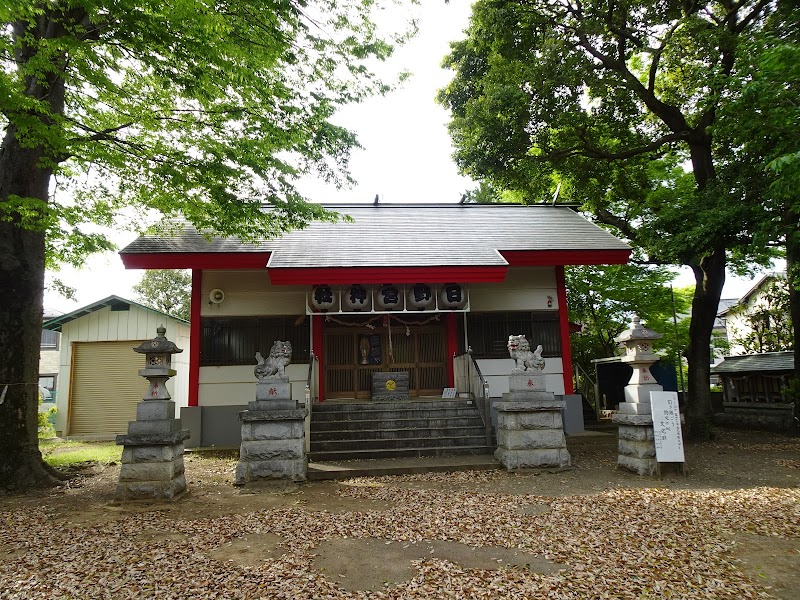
[{"x1": 196, "y1": 266, "x2": 564, "y2": 402}]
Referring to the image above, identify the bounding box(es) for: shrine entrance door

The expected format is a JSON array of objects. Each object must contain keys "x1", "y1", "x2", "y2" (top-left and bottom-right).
[{"x1": 324, "y1": 316, "x2": 448, "y2": 399}]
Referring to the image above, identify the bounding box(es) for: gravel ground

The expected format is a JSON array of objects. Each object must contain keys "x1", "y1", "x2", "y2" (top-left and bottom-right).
[{"x1": 1, "y1": 428, "x2": 799, "y2": 599}]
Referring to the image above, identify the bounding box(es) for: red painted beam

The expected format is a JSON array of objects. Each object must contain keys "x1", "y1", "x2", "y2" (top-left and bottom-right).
[
  {"x1": 122, "y1": 248, "x2": 630, "y2": 272},
  {"x1": 500, "y1": 249, "x2": 630, "y2": 266},
  {"x1": 189, "y1": 269, "x2": 202, "y2": 407},
  {"x1": 121, "y1": 252, "x2": 271, "y2": 270},
  {"x1": 555, "y1": 266, "x2": 575, "y2": 395},
  {"x1": 268, "y1": 266, "x2": 508, "y2": 285}
]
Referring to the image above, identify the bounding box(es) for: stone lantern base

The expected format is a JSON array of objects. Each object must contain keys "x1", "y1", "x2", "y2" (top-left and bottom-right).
[
  {"x1": 612, "y1": 411, "x2": 657, "y2": 476},
  {"x1": 116, "y1": 399, "x2": 191, "y2": 500}
]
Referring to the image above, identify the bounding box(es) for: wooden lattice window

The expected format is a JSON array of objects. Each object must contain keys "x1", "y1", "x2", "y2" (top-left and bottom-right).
[
  {"x1": 466, "y1": 311, "x2": 561, "y2": 359},
  {"x1": 200, "y1": 316, "x2": 310, "y2": 366}
]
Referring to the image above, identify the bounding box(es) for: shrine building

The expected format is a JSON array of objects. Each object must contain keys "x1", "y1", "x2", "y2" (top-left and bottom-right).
[{"x1": 120, "y1": 203, "x2": 631, "y2": 450}]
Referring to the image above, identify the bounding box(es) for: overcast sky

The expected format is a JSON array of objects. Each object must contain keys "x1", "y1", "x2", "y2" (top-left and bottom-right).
[{"x1": 42, "y1": 2, "x2": 775, "y2": 315}]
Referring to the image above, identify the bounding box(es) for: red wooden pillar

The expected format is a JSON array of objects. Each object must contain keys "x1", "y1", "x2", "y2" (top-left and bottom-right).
[
  {"x1": 445, "y1": 312, "x2": 459, "y2": 387},
  {"x1": 188, "y1": 269, "x2": 202, "y2": 407},
  {"x1": 312, "y1": 315, "x2": 325, "y2": 402},
  {"x1": 555, "y1": 265, "x2": 575, "y2": 394}
]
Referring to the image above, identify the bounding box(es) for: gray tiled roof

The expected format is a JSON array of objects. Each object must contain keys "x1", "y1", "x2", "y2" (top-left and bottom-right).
[
  {"x1": 710, "y1": 352, "x2": 795, "y2": 374},
  {"x1": 121, "y1": 204, "x2": 630, "y2": 268},
  {"x1": 42, "y1": 295, "x2": 189, "y2": 332},
  {"x1": 716, "y1": 274, "x2": 786, "y2": 317},
  {"x1": 714, "y1": 298, "x2": 738, "y2": 327}
]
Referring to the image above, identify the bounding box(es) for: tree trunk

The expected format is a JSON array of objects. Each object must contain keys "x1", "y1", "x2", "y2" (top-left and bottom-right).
[
  {"x1": 683, "y1": 246, "x2": 726, "y2": 439},
  {"x1": 0, "y1": 125, "x2": 64, "y2": 489},
  {"x1": 0, "y1": 12, "x2": 73, "y2": 489},
  {"x1": 786, "y1": 204, "x2": 800, "y2": 382}
]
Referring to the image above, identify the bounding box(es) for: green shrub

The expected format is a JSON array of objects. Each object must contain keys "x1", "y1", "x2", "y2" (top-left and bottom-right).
[
  {"x1": 782, "y1": 378, "x2": 800, "y2": 434},
  {"x1": 37, "y1": 393, "x2": 57, "y2": 439},
  {"x1": 783, "y1": 377, "x2": 800, "y2": 404}
]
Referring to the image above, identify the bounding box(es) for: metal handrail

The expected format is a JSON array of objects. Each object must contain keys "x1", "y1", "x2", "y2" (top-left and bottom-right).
[
  {"x1": 573, "y1": 362, "x2": 598, "y2": 420},
  {"x1": 465, "y1": 347, "x2": 493, "y2": 447},
  {"x1": 304, "y1": 352, "x2": 316, "y2": 453},
  {"x1": 467, "y1": 347, "x2": 487, "y2": 387},
  {"x1": 305, "y1": 351, "x2": 316, "y2": 401}
]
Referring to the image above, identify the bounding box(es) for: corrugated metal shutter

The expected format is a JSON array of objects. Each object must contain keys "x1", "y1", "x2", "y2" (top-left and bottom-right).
[{"x1": 69, "y1": 342, "x2": 146, "y2": 436}]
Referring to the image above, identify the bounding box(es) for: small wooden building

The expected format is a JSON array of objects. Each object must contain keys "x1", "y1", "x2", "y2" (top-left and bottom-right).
[
  {"x1": 43, "y1": 296, "x2": 190, "y2": 438},
  {"x1": 711, "y1": 351, "x2": 795, "y2": 430}
]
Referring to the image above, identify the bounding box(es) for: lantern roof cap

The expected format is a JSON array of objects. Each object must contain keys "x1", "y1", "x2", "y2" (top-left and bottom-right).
[
  {"x1": 614, "y1": 315, "x2": 663, "y2": 343},
  {"x1": 133, "y1": 325, "x2": 184, "y2": 354}
]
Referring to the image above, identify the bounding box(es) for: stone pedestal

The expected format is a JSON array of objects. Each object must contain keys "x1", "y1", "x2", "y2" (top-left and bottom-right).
[
  {"x1": 612, "y1": 412, "x2": 657, "y2": 476},
  {"x1": 116, "y1": 399, "x2": 191, "y2": 500},
  {"x1": 494, "y1": 373, "x2": 571, "y2": 470},
  {"x1": 235, "y1": 382, "x2": 308, "y2": 484}
]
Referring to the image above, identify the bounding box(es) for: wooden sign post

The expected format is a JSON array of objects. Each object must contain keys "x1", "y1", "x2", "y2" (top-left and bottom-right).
[{"x1": 650, "y1": 391, "x2": 688, "y2": 476}]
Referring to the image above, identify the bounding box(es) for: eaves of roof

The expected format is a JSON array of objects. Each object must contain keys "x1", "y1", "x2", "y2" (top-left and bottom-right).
[
  {"x1": 42, "y1": 295, "x2": 189, "y2": 332},
  {"x1": 119, "y1": 204, "x2": 632, "y2": 274},
  {"x1": 710, "y1": 351, "x2": 795, "y2": 374},
  {"x1": 715, "y1": 298, "x2": 738, "y2": 320},
  {"x1": 717, "y1": 274, "x2": 785, "y2": 316}
]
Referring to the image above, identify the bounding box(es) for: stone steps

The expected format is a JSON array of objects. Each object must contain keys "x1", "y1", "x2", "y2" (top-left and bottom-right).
[
  {"x1": 312, "y1": 425, "x2": 486, "y2": 441},
  {"x1": 309, "y1": 445, "x2": 494, "y2": 462},
  {"x1": 311, "y1": 416, "x2": 484, "y2": 431},
  {"x1": 311, "y1": 409, "x2": 482, "y2": 423},
  {"x1": 313, "y1": 399, "x2": 474, "y2": 411},
  {"x1": 313, "y1": 433, "x2": 489, "y2": 453},
  {"x1": 312, "y1": 400, "x2": 480, "y2": 417},
  {"x1": 308, "y1": 399, "x2": 494, "y2": 461}
]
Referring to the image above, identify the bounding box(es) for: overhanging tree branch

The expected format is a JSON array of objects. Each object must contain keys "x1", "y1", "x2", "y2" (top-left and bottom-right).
[
  {"x1": 648, "y1": 19, "x2": 683, "y2": 94},
  {"x1": 594, "y1": 206, "x2": 640, "y2": 242},
  {"x1": 547, "y1": 131, "x2": 685, "y2": 161}
]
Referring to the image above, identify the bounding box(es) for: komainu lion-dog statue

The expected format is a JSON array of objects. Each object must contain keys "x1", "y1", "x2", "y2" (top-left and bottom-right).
[
  {"x1": 507, "y1": 335, "x2": 545, "y2": 372},
  {"x1": 254, "y1": 341, "x2": 292, "y2": 381}
]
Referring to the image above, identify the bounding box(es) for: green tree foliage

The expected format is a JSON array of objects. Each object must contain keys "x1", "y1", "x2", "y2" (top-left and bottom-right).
[
  {"x1": 717, "y1": 3, "x2": 800, "y2": 379},
  {"x1": 133, "y1": 270, "x2": 192, "y2": 322},
  {"x1": 438, "y1": 0, "x2": 784, "y2": 436},
  {"x1": 0, "y1": 0, "x2": 402, "y2": 488},
  {"x1": 462, "y1": 181, "x2": 501, "y2": 204},
  {"x1": 566, "y1": 265, "x2": 690, "y2": 393},
  {"x1": 727, "y1": 278, "x2": 793, "y2": 354},
  {"x1": 461, "y1": 181, "x2": 525, "y2": 204}
]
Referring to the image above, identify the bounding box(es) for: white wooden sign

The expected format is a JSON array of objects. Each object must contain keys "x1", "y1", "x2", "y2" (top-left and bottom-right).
[
  {"x1": 650, "y1": 391, "x2": 685, "y2": 463},
  {"x1": 442, "y1": 387, "x2": 457, "y2": 398}
]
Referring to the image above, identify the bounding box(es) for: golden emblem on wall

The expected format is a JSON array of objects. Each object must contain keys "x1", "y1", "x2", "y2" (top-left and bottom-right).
[{"x1": 385, "y1": 379, "x2": 397, "y2": 391}]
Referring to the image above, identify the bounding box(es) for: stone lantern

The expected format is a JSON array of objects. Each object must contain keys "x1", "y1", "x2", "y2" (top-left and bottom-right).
[
  {"x1": 133, "y1": 325, "x2": 182, "y2": 401},
  {"x1": 611, "y1": 315, "x2": 665, "y2": 476},
  {"x1": 614, "y1": 315, "x2": 663, "y2": 414},
  {"x1": 116, "y1": 325, "x2": 190, "y2": 500}
]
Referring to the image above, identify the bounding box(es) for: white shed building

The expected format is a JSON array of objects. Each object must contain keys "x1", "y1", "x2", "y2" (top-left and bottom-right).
[{"x1": 43, "y1": 296, "x2": 190, "y2": 438}]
